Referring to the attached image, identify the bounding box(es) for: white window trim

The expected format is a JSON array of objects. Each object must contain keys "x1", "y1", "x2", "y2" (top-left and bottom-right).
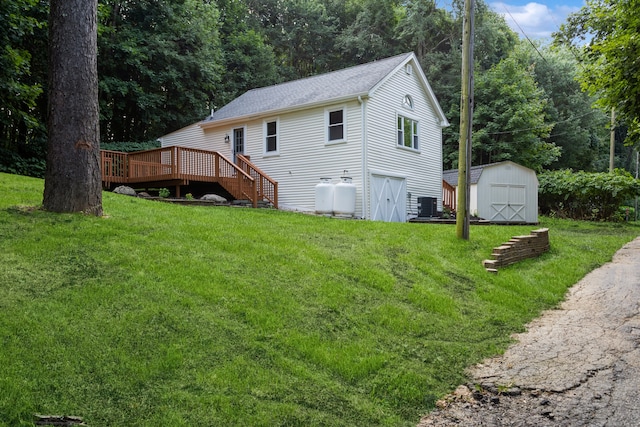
[
  {"x1": 405, "y1": 64, "x2": 413, "y2": 75},
  {"x1": 369, "y1": 168, "x2": 407, "y2": 179},
  {"x1": 396, "y1": 111, "x2": 421, "y2": 152},
  {"x1": 325, "y1": 106, "x2": 347, "y2": 145},
  {"x1": 403, "y1": 94, "x2": 414, "y2": 110},
  {"x1": 263, "y1": 118, "x2": 279, "y2": 156},
  {"x1": 232, "y1": 125, "x2": 248, "y2": 160}
]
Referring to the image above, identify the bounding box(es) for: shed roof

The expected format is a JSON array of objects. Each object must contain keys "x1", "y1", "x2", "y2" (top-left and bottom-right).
[
  {"x1": 200, "y1": 52, "x2": 448, "y2": 128},
  {"x1": 443, "y1": 161, "x2": 538, "y2": 187},
  {"x1": 443, "y1": 164, "x2": 488, "y2": 187}
]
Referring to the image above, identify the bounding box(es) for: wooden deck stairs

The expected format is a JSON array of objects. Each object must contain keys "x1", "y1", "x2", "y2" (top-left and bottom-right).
[{"x1": 101, "y1": 146, "x2": 278, "y2": 208}]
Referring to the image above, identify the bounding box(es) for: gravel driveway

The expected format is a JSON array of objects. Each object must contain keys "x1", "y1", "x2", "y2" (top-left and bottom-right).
[{"x1": 418, "y1": 236, "x2": 640, "y2": 426}]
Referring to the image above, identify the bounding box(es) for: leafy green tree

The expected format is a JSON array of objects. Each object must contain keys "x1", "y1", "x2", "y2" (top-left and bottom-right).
[
  {"x1": 335, "y1": 0, "x2": 400, "y2": 63},
  {"x1": 437, "y1": 0, "x2": 519, "y2": 168},
  {"x1": 0, "y1": 0, "x2": 47, "y2": 176},
  {"x1": 556, "y1": 0, "x2": 640, "y2": 147},
  {"x1": 396, "y1": 0, "x2": 456, "y2": 59},
  {"x1": 426, "y1": 48, "x2": 463, "y2": 169},
  {"x1": 246, "y1": 0, "x2": 342, "y2": 79},
  {"x1": 216, "y1": 0, "x2": 279, "y2": 107},
  {"x1": 473, "y1": 6, "x2": 519, "y2": 71},
  {"x1": 521, "y1": 44, "x2": 609, "y2": 171},
  {"x1": 98, "y1": 0, "x2": 222, "y2": 142},
  {"x1": 321, "y1": 0, "x2": 363, "y2": 26},
  {"x1": 472, "y1": 49, "x2": 559, "y2": 171},
  {"x1": 0, "y1": 0, "x2": 42, "y2": 143}
]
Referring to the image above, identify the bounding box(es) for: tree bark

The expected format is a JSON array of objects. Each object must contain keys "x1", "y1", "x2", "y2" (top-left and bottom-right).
[{"x1": 43, "y1": 0, "x2": 102, "y2": 215}]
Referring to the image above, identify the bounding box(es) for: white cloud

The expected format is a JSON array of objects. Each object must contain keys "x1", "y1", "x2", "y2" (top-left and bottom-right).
[{"x1": 490, "y1": 2, "x2": 582, "y2": 39}]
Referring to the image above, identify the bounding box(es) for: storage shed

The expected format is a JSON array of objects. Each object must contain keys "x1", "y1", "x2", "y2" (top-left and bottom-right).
[{"x1": 443, "y1": 161, "x2": 538, "y2": 223}]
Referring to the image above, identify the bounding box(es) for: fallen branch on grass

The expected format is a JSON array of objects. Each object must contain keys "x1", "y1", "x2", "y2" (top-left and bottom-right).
[{"x1": 34, "y1": 415, "x2": 86, "y2": 426}]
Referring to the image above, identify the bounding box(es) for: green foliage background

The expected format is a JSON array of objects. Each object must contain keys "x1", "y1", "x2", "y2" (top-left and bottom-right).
[
  {"x1": 557, "y1": 0, "x2": 640, "y2": 148},
  {"x1": 539, "y1": 169, "x2": 640, "y2": 220},
  {"x1": 99, "y1": 140, "x2": 160, "y2": 153},
  {"x1": 2, "y1": 0, "x2": 628, "y2": 179}
]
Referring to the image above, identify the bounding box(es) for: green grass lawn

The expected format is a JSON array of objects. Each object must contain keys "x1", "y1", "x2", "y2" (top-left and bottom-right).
[{"x1": 1, "y1": 172, "x2": 638, "y2": 426}]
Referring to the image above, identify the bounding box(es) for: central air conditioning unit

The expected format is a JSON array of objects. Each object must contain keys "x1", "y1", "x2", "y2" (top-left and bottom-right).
[{"x1": 417, "y1": 197, "x2": 437, "y2": 217}]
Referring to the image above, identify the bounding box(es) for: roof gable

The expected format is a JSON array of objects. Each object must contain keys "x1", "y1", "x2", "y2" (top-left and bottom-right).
[
  {"x1": 201, "y1": 52, "x2": 448, "y2": 128},
  {"x1": 369, "y1": 55, "x2": 448, "y2": 127},
  {"x1": 443, "y1": 161, "x2": 535, "y2": 187}
]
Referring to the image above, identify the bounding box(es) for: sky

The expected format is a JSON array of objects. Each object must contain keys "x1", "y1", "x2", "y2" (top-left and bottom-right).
[{"x1": 488, "y1": 0, "x2": 586, "y2": 40}]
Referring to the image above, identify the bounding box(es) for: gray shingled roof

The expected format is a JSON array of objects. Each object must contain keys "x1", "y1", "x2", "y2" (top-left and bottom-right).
[
  {"x1": 203, "y1": 53, "x2": 414, "y2": 124},
  {"x1": 443, "y1": 164, "x2": 491, "y2": 187}
]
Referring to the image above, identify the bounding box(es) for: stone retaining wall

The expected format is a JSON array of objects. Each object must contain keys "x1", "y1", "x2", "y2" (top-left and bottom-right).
[{"x1": 483, "y1": 228, "x2": 550, "y2": 272}]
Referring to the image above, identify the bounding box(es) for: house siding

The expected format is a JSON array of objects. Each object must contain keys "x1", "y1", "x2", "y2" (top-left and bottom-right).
[
  {"x1": 365, "y1": 61, "x2": 444, "y2": 217},
  {"x1": 159, "y1": 104, "x2": 365, "y2": 215},
  {"x1": 243, "y1": 101, "x2": 364, "y2": 215},
  {"x1": 158, "y1": 122, "x2": 209, "y2": 150}
]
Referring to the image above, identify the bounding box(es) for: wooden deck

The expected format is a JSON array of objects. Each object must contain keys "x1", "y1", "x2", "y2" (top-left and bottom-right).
[{"x1": 101, "y1": 146, "x2": 278, "y2": 208}]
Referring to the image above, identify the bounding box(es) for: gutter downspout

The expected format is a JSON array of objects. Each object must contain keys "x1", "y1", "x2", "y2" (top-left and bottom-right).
[{"x1": 358, "y1": 95, "x2": 367, "y2": 219}]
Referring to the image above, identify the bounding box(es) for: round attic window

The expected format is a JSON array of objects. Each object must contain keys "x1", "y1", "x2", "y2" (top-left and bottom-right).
[{"x1": 403, "y1": 95, "x2": 414, "y2": 109}]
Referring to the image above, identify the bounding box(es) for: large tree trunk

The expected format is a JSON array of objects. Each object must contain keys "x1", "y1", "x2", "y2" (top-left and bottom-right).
[{"x1": 43, "y1": 0, "x2": 102, "y2": 216}]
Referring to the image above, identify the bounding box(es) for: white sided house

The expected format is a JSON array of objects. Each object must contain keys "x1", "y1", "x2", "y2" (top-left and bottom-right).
[
  {"x1": 443, "y1": 161, "x2": 539, "y2": 224},
  {"x1": 159, "y1": 52, "x2": 449, "y2": 222}
]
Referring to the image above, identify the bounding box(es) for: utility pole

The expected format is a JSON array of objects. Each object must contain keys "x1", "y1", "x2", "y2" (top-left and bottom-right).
[
  {"x1": 609, "y1": 107, "x2": 615, "y2": 172},
  {"x1": 634, "y1": 148, "x2": 640, "y2": 221},
  {"x1": 456, "y1": 0, "x2": 475, "y2": 240}
]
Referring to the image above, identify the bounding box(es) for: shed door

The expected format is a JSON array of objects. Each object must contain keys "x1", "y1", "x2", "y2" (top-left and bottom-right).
[
  {"x1": 490, "y1": 184, "x2": 526, "y2": 222},
  {"x1": 370, "y1": 175, "x2": 406, "y2": 222}
]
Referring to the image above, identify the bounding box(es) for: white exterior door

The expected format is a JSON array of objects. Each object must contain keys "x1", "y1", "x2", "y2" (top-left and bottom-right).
[
  {"x1": 370, "y1": 174, "x2": 407, "y2": 222},
  {"x1": 490, "y1": 184, "x2": 526, "y2": 222},
  {"x1": 232, "y1": 127, "x2": 244, "y2": 163}
]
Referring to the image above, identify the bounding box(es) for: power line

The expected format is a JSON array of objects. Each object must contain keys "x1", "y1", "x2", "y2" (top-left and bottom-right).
[
  {"x1": 503, "y1": 6, "x2": 548, "y2": 64},
  {"x1": 486, "y1": 110, "x2": 599, "y2": 136}
]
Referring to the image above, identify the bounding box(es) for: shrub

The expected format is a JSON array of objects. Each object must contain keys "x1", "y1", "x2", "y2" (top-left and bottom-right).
[
  {"x1": 0, "y1": 148, "x2": 46, "y2": 178},
  {"x1": 99, "y1": 140, "x2": 160, "y2": 152},
  {"x1": 538, "y1": 169, "x2": 640, "y2": 221}
]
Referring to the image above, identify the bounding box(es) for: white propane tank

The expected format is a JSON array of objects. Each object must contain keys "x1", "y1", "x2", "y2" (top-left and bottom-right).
[
  {"x1": 314, "y1": 178, "x2": 334, "y2": 215},
  {"x1": 333, "y1": 176, "x2": 356, "y2": 217}
]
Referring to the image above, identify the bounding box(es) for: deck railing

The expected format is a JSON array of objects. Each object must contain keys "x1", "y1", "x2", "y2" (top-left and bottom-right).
[
  {"x1": 101, "y1": 146, "x2": 263, "y2": 208},
  {"x1": 101, "y1": 150, "x2": 128, "y2": 186},
  {"x1": 442, "y1": 179, "x2": 456, "y2": 212},
  {"x1": 236, "y1": 154, "x2": 278, "y2": 209},
  {"x1": 127, "y1": 148, "x2": 176, "y2": 182}
]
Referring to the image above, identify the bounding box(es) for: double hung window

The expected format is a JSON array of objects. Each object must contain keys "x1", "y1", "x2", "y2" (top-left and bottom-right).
[
  {"x1": 397, "y1": 116, "x2": 419, "y2": 150},
  {"x1": 264, "y1": 119, "x2": 278, "y2": 154},
  {"x1": 327, "y1": 108, "x2": 345, "y2": 143}
]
